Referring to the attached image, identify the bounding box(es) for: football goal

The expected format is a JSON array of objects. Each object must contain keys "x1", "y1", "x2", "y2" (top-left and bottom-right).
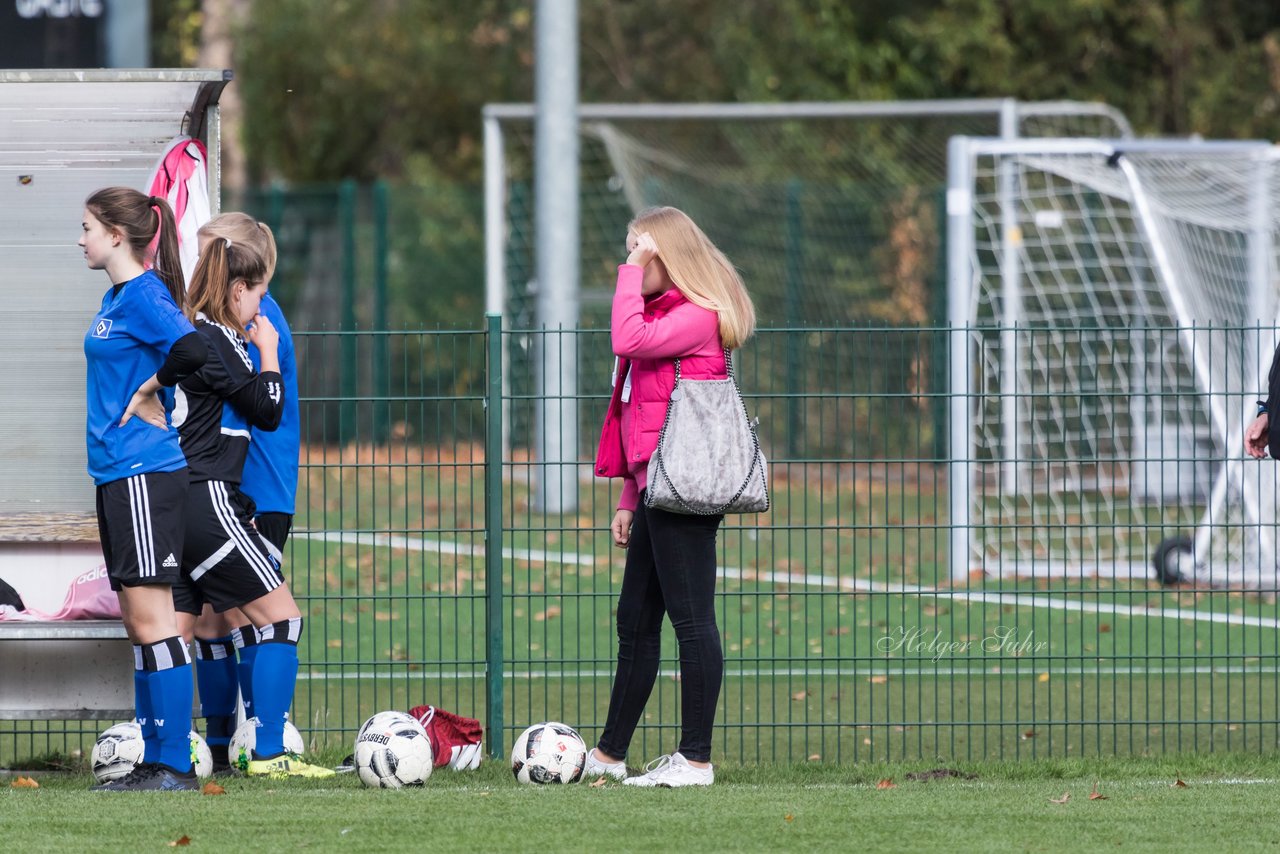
[{"x1": 946, "y1": 137, "x2": 1280, "y2": 588}]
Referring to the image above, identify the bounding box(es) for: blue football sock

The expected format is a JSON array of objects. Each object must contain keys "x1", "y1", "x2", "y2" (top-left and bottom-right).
[
  {"x1": 142, "y1": 636, "x2": 195, "y2": 773},
  {"x1": 194, "y1": 636, "x2": 237, "y2": 746},
  {"x1": 231, "y1": 625, "x2": 260, "y2": 719},
  {"x1": 133, "y1": 646, "x2": 159, "y2": 763},
  {"x1": 250, "y1": 618, "x2": 301, "y2": 757}
]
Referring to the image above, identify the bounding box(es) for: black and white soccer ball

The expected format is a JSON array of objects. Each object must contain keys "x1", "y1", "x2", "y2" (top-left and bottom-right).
[
  {"x1": 354, "y1": 711, "x2": 434, "y2": 788},
  {"x1": 91, "y1": 721, "x2": 145, "y2": 783},
  {"x1": 510, "y1": 721, "x2": 587, "y2": 784},
  {"x1": 228, "y1": 716, "x2": 306, "y2": 771},
  {"x1": 90, "y1": 721, "x2": 214, "y2": 782}
]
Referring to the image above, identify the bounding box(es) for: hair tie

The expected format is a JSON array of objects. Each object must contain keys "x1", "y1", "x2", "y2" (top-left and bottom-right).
[{"x1": 223, "y1": 237, "x2": 232, "y2": 249}]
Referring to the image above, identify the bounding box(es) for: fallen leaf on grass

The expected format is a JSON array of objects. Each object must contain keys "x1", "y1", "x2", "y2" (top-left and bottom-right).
[
  {"x1": 1038, "y1": 673, "x2": 1051, "y2": 683},
  {"x1": 876, "y1": 778, "x2": 896, "y2": 789},
  {"x1": 784, "y1": 814, "x2": 795, "y2": 822},
  {"x1": 589, "y1": 777, "x2": 608, "y2": 788},
  {"x1": 807, "y1": 754, "x2": 821, "y2": 762},
  {"x1": 202, "y1": 781, "x2": 226, "y2": 796},
  {"x1": 1099, "y1": 623, "x2": 1111, "y2": 633},
  {"x1": 327, "y1": 639, "x2": 343, "y2": 648},
  {"x1": 1089, "y1": 782, "x2": 1107, "y2": 800},
  {"x1": 868, "y1": 675, "x2": 888, "y2": 684},
  {"x1": 168, "y1": 836, "x2": 191, "y2": 847},
  {"x1": 1021, "y1": 730, "x2": 1037, "y2": 740},
  {"x1": 1173, "y1": 777, "x2": 1188, "y2": 788},
  {"x1": 791, "y1": 691, "x2": 807, "y2": 701},
  {"x1": 534, "y1": 606, "x2": 562, "y2": 622},
  {"x1": 10, "y1": 776, "x2": 38, "y2": 788},
  {"x1": 1049, "y1": 792, "x2": 1070, "y2": 805}
]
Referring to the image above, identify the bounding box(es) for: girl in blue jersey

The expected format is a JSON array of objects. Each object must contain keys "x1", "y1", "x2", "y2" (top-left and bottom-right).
[
  {"x1": 170, "y1": 222, "x2": 331, "y2": 778},
  {"x1": 184, "y1": 214, "x2": 301, "y2": 772},
  {"x1": 81, "y1": 187, "x2": 209, "y2": 792}
]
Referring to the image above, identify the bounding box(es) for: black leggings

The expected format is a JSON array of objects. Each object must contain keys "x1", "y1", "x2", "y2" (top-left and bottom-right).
[{"x1": 596, "y1": 494, "x2": 724, "y2": 763}]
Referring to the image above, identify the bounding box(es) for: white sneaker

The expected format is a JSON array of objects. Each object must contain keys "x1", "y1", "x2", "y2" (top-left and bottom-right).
[
  {"x1": 583, "y1": 748, "x2": 628, "y2": 781},
  {"x1": 621, "y1": 752, "x2": 713, "y2": 788}
]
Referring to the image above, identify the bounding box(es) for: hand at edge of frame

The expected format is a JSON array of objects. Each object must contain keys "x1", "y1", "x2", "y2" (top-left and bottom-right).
[{"x1": 1245, "y1": 411, "x2": 1269, "y2": 459}]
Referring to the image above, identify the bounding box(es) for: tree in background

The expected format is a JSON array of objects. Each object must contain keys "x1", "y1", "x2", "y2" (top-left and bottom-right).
[
  {"x1": 232, "y1": 0, "x2": 1280, "y2": 185},
  {"x1": 210, "y1": 1, "x2": 1280, "y2": 329}
]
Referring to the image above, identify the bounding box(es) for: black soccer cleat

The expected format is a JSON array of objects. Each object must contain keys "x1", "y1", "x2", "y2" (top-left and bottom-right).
[{"x1": 92, "y1": 762, "x2": 200, "y2": 791}]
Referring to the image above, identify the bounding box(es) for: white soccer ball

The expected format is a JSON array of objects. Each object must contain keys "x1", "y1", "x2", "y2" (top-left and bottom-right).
[
  {"x1": 91, "y1": 721, "x2": 145, "y2": 783},
  {"x1": 91, "y1": 721, "x2": 215, "y2": 782},
  {"x1": 510, "y1": 721, "x2": 587, "y2": 785},
  {"x1": 228, "y1": 717, "x2": 306, "y2": 771},
  {"x1": 354, "y1": 711, "x2": 434, "y2": 789}
]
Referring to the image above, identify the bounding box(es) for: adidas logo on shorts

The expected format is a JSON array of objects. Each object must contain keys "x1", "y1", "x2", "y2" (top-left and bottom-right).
[{"x1": 162, "y1": 553, "x2": 178, "y2": 568}]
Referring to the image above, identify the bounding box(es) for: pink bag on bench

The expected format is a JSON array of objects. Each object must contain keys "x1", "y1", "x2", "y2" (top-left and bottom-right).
[{"x1": 0, "y1": 564, "x2": 121, "y2": 621}]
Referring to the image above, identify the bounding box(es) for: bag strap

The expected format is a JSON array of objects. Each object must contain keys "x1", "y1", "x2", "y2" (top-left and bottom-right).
[{"x1": 672, "y1": 348, "x2": 733, "y2": 380}]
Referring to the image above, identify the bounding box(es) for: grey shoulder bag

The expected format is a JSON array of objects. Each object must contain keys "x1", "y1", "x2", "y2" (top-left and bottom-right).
[{"x1": 644, "y1": 349, "x2": 769, "y2": 515}]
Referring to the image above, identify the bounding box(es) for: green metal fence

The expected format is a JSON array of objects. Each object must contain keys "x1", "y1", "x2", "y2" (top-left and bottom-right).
[{"x1": 5, "y1": 322, "x2": 1280, "y2": 767}]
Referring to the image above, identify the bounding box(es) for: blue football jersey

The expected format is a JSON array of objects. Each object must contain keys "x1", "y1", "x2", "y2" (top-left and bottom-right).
[
  {"x1": 241, "y1": 294, "x2": 300, "y2": 514},
  {"x1": 84, "y1": 270, "x2": 194, "y2": 485}
]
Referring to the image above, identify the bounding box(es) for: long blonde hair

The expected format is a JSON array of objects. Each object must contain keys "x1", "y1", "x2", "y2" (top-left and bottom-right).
[{"x1": 629, "y1": 206, "x2": 756, "y2": 349}]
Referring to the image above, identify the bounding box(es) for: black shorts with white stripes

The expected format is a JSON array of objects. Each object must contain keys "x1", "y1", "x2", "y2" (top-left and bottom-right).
[
  {"x1": 96, "y1": 469, "x2": 189, "y2": 591},
  {"x1": 173, "y1": 479, "x2": 284, "y2": 615},
  {"x1": 253, "y1": 512, "x2": 293, "y2": 556}
]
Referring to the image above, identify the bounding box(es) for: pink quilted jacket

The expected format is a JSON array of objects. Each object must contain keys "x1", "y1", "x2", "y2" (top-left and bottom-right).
[{"x1": 594, "y1": 264, "x2": 726, "y2": 511}]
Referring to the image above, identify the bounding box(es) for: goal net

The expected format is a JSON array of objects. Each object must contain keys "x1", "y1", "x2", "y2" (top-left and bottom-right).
[
  {"x1": 948, "y1": 137, "x2": 1280, "y2": 587},
  {"x1": 488, "y1": 101, "x2": 1131, "y2": 330},
  {"x1": 486, "y1": 101, "x2": 1133, "y2": 461}
]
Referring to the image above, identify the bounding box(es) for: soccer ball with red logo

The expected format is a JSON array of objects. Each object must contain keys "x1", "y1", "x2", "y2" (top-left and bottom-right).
[{"x1": 510, "y1": 721, "x2": 587, "y2": 784}]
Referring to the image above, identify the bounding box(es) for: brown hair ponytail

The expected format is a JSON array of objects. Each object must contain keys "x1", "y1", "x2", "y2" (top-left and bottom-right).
[
  {"x1": 186, "y1": 233, "x2": 269, "y2": 335},
  {"x1": 85, "y1": 187, "x2": 187, "y2": 308},
  {"x1": 147, "y1": 195, "x2": 184, "y2": 306}
]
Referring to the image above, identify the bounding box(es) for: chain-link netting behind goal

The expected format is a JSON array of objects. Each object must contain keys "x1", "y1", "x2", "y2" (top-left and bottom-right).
[
  {"x1": 957, "y1": 139, "x2": 1280, "y2": 588},
  {"x1": 494, "y1": 103, "x2": 1130, "y2": 330}
]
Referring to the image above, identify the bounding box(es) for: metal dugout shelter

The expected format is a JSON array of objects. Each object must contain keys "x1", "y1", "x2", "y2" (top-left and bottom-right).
[{"x1": 0, "y1": 69, "x2": 228, "y2": 719}]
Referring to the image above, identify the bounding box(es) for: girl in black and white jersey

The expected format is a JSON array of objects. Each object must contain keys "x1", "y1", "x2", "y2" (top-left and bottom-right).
[{"x1": 170, "y1": 227, "x2": 331, "y2": 779}]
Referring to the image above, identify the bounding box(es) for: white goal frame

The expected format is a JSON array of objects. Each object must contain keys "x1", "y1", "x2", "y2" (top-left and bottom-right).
[{"x1": 946, "y1": 136, "x2": 1280, "y2": 585}]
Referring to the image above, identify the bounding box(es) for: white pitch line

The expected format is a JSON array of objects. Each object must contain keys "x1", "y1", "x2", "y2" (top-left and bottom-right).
[
  {"x1": 297, "y1": 531, "x2": 1280, "y2": 630},
  {"x1": 297, "y1": 530, "x2": 594, "y2": 566},
  {"x1": 297, "y1": 664, "x2": 1280, "y2": 681},
  {"x1": 718, "y1": 566, "x2": 1280, "y2": 631}
]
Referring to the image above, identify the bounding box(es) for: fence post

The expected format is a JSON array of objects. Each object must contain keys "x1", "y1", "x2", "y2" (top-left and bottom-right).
[
  {"x1": 373, "y1": 180, "x2": 390, "y2": 443},
  {"x1": 339, "y1": 179, "x2": 358, "y2": 444},
  {"x1": 484, "y1": 312, "x2": 506, "y2": 758},
  {"x1": 784, "y1": 178, "x2": 803, "y2": 457}
]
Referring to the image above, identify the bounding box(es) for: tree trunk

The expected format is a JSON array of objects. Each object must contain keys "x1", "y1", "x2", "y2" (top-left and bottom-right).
[{"x1": 198, "y1": 0, "x2": 249, "y2": 194}]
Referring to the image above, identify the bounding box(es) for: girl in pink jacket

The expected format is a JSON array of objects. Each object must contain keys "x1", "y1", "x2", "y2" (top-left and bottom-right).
[{"x1": 588, "y1": 206, "x2": 756, "y2": 787}]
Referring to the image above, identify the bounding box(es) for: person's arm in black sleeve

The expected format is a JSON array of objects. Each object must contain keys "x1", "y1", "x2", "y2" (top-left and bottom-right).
[
  {"x1": 155, "y1": 331, "x2": 208, "y2": 387},
  {"x1": 228, "y1": 370, "x2": 284, "y2": 431},
  {"x1": 121, "y1": 331, "x2": 209, "y2": 429}
]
